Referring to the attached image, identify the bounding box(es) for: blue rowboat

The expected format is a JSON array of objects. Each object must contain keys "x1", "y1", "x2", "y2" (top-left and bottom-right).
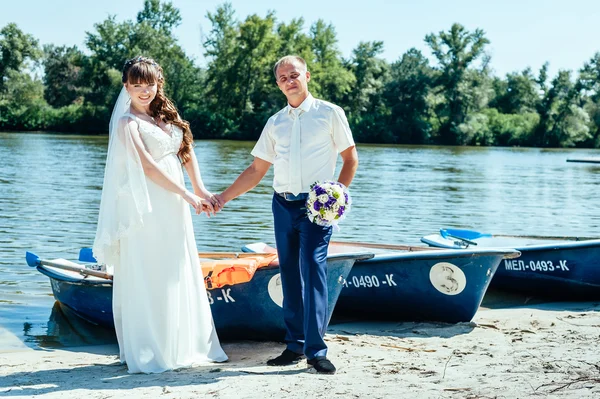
[
  {"x1": 25, "y1": 250, "x2": 373, "y2": 341},
  {"x1": 566, "y1": 157, "x2": 600, "y2": 163},
  {"x1": 242, "y1": 242, "x2": 520, "y2": 323},
  {"x1": 421, "y1": 228, "x2": 600, "y2": 298}
]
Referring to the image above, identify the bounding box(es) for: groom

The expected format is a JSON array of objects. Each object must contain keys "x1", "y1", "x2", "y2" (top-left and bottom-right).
[{"x1": 215, "y1": 55, "x2": 358, "y2": 374}]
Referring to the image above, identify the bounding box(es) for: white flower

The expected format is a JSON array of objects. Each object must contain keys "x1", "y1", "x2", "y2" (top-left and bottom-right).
[
  {"x1": 331, "y1": 184, "x2": 343, "y2": 197},
  {"x1": 306, "y1": 180, "x2": 351, "y2": 227},
  {"x1": 331, "y1": 203, "x2": 340, "y2": 214},
  {"x1": 333, "y1": 190, "x2": 346, "y2": 205},
  {"x1": 324, "y1": 209, "x2": 336, "y2": 221}
]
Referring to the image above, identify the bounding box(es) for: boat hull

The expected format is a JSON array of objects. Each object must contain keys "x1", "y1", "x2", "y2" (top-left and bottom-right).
[
  {"x1": 243, "y1": 242, "x2": 518, "y2": 323},
  {"x1": 336, "y1": 250, "x2": 511, "y2": 323},
  {"x1": 36, "y1": 254, "x2": 366, "y2": 341},
  {"x1": 492, "y1": 244, "x2": 600, "y2": 297},
  {"x1": 422, "y1": 231, "x2": 600, "y2": 298}
]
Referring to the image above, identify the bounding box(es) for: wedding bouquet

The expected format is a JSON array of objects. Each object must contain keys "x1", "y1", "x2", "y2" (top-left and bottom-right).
[{"x1": 306, "y1": 181, "x2": 351, "y2": 228}]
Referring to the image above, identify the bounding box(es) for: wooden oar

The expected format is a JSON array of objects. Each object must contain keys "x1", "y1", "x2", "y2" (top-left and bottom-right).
[
  {"x1": 198, "y1": 252, "x2": 276, "y2": 259},
  {"x1": 331, "y1": 241, "x2": 438, "y2": 252},
  {"x1": 26, "y1": 251, "x2": 113, "y2": 280},
  {"x1": 79, "y1": 247, "x2": 276, "y2": 263},
  {"x1": 444, "y1": 233, "x2": 478, "y2": 246}
]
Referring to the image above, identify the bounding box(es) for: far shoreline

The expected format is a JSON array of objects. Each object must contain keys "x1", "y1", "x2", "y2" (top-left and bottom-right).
[{"x1": 3, "y1": 130, "x2": 600, "y2": 151}]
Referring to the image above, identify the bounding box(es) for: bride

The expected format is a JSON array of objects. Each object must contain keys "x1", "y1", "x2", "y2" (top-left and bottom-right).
[{"x1": 92, "y1": 56, "x2": 227, "y2": 373}]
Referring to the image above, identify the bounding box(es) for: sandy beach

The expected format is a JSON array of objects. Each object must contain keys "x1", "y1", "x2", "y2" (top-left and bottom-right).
[{"x1": 1, "y1": 301, "x2": 599, "y2": 399}]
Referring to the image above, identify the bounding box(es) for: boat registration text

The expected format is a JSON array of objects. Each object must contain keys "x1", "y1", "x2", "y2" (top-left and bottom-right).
[
  {"x1": 206, "y1": 288, "x2": 235, "y2": 304},
  {"x1": 342, "y1": 274, "x2": 397, "y2": 288},
  {"x1": 504, "y1": 259, "x2": 569, "y2": 272}
]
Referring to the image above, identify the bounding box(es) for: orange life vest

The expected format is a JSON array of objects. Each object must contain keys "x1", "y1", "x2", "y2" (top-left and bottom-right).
[{"x1": 200, "y1": 254, "x2": 278, "y2": 289}]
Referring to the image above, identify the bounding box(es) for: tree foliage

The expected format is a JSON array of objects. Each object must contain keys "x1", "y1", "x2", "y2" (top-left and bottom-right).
[
  {"x1": 425, "y1": 23, "x2": 490, "y2": 144},
  {"x1": 0, "y1": 2, "x2": 599, "y2": 148}
]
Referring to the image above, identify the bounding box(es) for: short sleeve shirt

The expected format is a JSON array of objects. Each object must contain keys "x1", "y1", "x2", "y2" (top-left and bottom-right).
[{"x1": 251, "y1": 93, "x2": 355, "y2": 193}]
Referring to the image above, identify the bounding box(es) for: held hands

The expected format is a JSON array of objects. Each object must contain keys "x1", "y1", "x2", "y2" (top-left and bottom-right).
[
  {"x1": 196, "y1": 189, "x2": 225, "y2": 213},
  {"x1": 212, "y1": 193, "x2": 226, "y2": 210},
  {"x1": 182, "y1": 191, "x2": 217, "y2": 217},
  {"x1": 194, "y1": 187, "x2": 225, "y2": 213}
]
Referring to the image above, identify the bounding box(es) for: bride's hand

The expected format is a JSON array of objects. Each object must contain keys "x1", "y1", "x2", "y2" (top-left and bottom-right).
[
  {"x1": 200, "y1": 198, "x2": 217, "y2": 217},
  {"x1": 196, "y1": 189, "x2": 222, "y2": 212},
  {"x1": 181, "y1": 191, "x2": 203, "y2": 213},
  {"x1": 194, "y1": 187, "x2": 212, "y2": 200}
]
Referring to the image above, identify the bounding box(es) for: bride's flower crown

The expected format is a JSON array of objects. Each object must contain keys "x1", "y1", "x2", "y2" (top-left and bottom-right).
[{"x1": 123, "y1": 56, "x2": 158, "y2": 69}]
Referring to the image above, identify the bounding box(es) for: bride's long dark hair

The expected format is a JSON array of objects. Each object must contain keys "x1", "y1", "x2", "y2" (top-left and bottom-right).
[{"x1": 122, "y1": 56, "x2": 194, "y2": 164}]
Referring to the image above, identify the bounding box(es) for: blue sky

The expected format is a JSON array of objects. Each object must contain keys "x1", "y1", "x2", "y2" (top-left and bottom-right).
[{"x1": 2, "y1": 0, "x2": 599, "y2": 78}]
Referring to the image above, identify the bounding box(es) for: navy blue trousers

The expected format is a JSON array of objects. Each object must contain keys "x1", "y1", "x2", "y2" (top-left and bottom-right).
[{"x1": 272, "y1": 193, "x2": 333, "y2": 359}]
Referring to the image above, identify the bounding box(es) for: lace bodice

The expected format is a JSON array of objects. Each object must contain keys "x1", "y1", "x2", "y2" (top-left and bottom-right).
[{"x1": 135, "y1": 117, "x2": 183, "y2": 161}]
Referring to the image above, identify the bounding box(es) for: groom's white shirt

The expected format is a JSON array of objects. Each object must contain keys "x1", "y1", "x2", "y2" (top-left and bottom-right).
[{"x1": 251, "y1": 93, "x2": 355, "y2": 194}]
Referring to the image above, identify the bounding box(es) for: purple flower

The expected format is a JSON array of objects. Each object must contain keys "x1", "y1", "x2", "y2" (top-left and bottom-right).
[
  {"x1": 314, "y1": 185, "x2": 326, "y2": 196},
  {"x1": 306, "y1": 180, "x2": 351, "y2": 227}
]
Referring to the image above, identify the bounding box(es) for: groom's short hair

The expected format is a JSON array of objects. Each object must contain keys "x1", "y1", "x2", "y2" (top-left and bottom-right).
[{"x1": 273, "y1": 55, "x2": 307, "y2": 79}]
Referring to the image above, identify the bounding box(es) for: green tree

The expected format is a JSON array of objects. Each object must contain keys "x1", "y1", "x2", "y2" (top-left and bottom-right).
[
  {"x1": 82, "y1": 0, "x2": 201, "y2": 127},
  {"x1": 485, "y1": 68, "x2": 542, "y2": 146},
  {"x1": 483, "y1": 108, "x2": 540, "y2": 146},
  {"x1": 0, "y1": 69, "x2": 49, "y2": 129},
  {"x1": 269, "y1": 18, "x2": 315, "y2": 110},
  {"x1": 344, "y1": 41, "x2": 389, "y2": 142},
  {"x1": 42, "y1": 45, "x2": 88, "y2": 107},
  {"x1": 85, "y1": 16, "x2": 133, "y2": 72},
  {"x1": 425, "y1": 23, "x2": 490, "y2": 144},
  {"x1": 203, "y1": 6, "x2": 282, "y2": 138},
  {"x1": 202, "y1": 3, "x2": 241, "y2": 136},
  {"x1": 454, "y1": 67, "x2": 495, "y2": 144},
  {"x1": 491, "y1": 68, "x2": 540, "y2": 114},
  {"x1": 0, "y1": 23, "x2": 41, "y2": 93},
  {"x1": 136, "y1": 0, "x2": 181, "y2": 34},
  {"x1": 346, "y1": 42, "x2": 387, "y2": 116},
  {"x1": 83, "y1": 15, "x2": 132, "y2": 110},
  {"x1": 236, "y1": 13, "x2": 280, "y2": 136},
  {"x1": 133, "y1": 0, "x2": 201, "y2": 110},
  {"x1": 383, "y1": 48, "x2": 434, "y2": 143},
  {"x1": 309, "y1": 20, "x2": 355, "y2": 104},
  {"x1": 536, "y1": 70, "x2": 590, "y2": 147},
  {"x1": 0, "y1": 23, "x2": 46, "y2": 130},
  {"x1": 579, "y1": 52, "x2": 600, "y2": 147},
  {"x1": 276, "y1": 18, "x2": 313, "y2": 60}
]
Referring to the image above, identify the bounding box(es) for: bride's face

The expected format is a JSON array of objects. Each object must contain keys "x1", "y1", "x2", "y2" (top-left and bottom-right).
[{"x1": 125, "y1": 82, "x2": 158, "y2": 110}]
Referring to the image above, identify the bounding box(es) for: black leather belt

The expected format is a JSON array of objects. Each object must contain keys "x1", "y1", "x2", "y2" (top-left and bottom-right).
[{"x1": 275, "y1": 192, "x2": 309, "y2": 201}]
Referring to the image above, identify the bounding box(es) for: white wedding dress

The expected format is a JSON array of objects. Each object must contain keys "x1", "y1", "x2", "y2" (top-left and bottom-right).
[{"x1": 111, "y1": 114, "x2": 227, "y2": 373}]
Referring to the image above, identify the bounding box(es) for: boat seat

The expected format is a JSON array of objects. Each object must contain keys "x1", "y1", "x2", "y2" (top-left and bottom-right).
[{"x1": 200, "y1": 254, "x2": 278, "y2": 289}]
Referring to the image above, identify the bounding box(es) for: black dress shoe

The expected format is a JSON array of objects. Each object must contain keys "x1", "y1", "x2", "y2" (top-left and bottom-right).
[
  {"x1": 266, "y1": 349, "x2": 304, "y2": 366},
  {"x1": 307, "y1": 356, "x2": 336, "y2": 374}
]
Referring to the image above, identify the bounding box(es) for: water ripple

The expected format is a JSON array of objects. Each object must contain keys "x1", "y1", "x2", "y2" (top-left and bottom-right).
[{"x1": 1, "y1": 133, "x2": 599, "y2": 347}]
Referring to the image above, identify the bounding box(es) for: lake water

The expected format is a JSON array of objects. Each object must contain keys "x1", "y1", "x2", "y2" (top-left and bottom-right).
[{"x1": 1, "y1": 132, "x2": 599, "y2": 349}]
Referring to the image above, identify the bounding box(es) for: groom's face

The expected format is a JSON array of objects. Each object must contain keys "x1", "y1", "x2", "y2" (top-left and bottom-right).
[{"x1": 275, "y1": 61, "x2": 310, "y2": 101}]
